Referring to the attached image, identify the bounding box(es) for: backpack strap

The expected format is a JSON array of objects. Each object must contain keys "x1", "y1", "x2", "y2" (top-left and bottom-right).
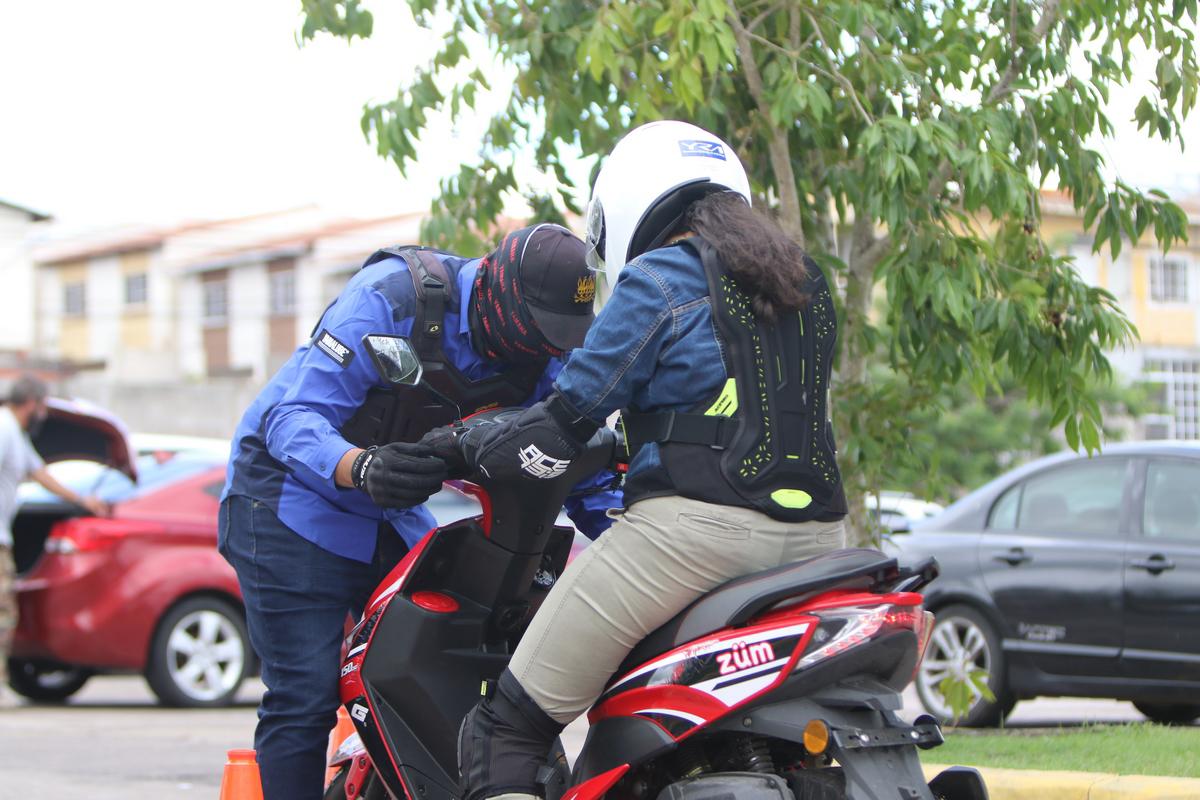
[
  {"x1": 410, "y1": 250, "x2": 451, "y2": 361},
  {"x1": 362, "y1": 246, "x2": 453, "y2": 362}
]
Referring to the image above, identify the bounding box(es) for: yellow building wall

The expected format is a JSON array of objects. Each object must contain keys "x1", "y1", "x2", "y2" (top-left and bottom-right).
[
  {"x1": 56, "y1": 261, "x2": 90, "y2": 361},
  {"x1": 120, "y1": 251, "x2": 152, "y2": 350},
  {"x1": 1041, "y1": 211, "x2": 1199, "y2": 349},
  {"x1": 1127, "y1": 249, "x2": 1197, "y2": 347}
]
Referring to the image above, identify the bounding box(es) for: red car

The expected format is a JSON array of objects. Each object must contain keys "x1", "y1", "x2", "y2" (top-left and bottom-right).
[
  {"x1": 9, "y1": 402, "x2": 580, "y2": 709},
  {"x1": 9, "y1": 399, "x2": 250, "y2": 707}
]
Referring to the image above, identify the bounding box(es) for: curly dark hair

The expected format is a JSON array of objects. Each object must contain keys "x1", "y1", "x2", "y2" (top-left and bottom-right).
[{"x1": 683, "y1": 191, "x2": 811, "y2": 321}]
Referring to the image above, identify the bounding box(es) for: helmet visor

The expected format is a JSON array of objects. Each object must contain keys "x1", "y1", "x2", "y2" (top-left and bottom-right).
[{"x1": 584, "y1": 198, "x2": 606, "y2": 273}]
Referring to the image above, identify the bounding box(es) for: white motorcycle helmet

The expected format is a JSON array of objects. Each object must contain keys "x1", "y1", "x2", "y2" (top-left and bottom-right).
[{"x1": 584, "y1": 120, "x2": 751, "y2": 284}]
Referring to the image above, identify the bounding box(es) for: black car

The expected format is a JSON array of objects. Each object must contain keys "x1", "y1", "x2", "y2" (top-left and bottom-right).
[{"x1": 886, "y1": 441, "x2": 1200, "y2": 726}]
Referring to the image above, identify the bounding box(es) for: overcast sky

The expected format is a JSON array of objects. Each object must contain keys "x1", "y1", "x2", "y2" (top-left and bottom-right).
[{"x1": 2, "y1": 1, "x2": 1198, "y2": 233}]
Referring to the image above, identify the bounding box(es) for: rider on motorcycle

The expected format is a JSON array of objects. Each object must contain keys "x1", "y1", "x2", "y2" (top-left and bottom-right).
[{"x1": 431, "y1": 121, "x2": 851, "y2": 800}]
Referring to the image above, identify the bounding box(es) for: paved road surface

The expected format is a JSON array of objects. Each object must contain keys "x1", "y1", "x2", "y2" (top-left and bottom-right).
[{"x1": 0, "y1": 675, "x2": 1159, "y2": 799}]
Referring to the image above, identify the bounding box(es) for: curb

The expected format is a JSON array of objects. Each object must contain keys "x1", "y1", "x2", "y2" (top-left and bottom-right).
[{"x1": 924, "y1": 763, "x2": 1200, "y2": 799}]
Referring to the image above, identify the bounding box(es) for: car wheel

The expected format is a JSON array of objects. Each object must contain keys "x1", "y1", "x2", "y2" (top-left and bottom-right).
[
  {"x1": 7, "y1": 658, "x2": 92, "y2": 703},
  {"x1": 1133, "y1": 701, "x2": 1200, "y2": 725},
  {"x1": 916, "y1": 604, "x2": 1015, "y2": 727},
  {"x1": 145, "y1": 596, "x2": 250, "y2": 708}
]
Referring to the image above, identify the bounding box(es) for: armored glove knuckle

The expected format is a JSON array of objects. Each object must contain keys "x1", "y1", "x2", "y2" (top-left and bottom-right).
[
  {"x1": 356, "y1": 442, "x2": 448, "y2": 508},
  {"x1": 471, "y1": 403, "x2": 586, "y2": 481},
  {"x1": 417, "y1": 425, "x2": 470, "y2": 478}
]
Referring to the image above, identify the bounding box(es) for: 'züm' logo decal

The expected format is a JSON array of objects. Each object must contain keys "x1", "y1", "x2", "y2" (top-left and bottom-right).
[{"x1": 716, "y1": 641, "x2": 775, "y2": 675}]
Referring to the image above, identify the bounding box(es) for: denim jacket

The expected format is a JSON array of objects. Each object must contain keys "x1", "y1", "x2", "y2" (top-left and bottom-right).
[{"x1": 556, "y1": 243, "x2": 726, "y2": 488}]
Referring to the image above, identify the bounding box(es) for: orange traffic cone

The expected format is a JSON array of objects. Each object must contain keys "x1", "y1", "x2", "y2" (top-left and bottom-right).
[
  {"x1": 219, "y1": 748, "x2": 264, "y2": 800},
  {"x1": 325, "y1": 706, "x2": 358, "y2": 786}
]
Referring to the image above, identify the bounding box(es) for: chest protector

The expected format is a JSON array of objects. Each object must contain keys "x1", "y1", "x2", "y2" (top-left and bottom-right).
[
  {"x1": 621, "y1": 237, "x2": 848, "y2": 522},
  {"x1": 339, "y1": 247, "x2": 548, "y2": 448}
]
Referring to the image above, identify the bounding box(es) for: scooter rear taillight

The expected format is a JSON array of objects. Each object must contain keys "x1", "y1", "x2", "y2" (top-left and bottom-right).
[{"x1": 795, "y1": 602, "x2": 928, "y2": 672}]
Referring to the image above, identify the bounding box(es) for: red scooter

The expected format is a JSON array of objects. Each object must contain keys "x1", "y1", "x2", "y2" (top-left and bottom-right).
[
  {"x1": 323, "y1": 412, "x2": 985, "y2": 800},
  {"x1": 324, "y1": 329, "x2": 984, "y2": 800}
]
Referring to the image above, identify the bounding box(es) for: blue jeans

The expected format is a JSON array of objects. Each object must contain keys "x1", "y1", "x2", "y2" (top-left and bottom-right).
[{"x1": 218, "y1": 495, "x2": 408, "y2": 800}]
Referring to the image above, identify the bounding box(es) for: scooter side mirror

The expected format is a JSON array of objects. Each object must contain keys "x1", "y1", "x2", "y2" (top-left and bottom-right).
[{"x1": 364, "y1": 334, "x2": 423, "y2": 386}]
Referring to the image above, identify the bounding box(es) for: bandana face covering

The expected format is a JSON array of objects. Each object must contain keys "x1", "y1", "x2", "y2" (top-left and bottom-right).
[{"x1": 471, "y1": 229, "x2": 566, "y2": 364}]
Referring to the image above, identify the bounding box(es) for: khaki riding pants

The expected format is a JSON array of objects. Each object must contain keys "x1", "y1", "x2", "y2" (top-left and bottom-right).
[{"x1": 507, "y1": 495, "x2": 846, "y2": 724}]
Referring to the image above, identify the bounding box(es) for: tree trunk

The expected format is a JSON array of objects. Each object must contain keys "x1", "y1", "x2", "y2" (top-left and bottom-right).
[{"x1": 839, "y1": 217, "x2": 882, "y2": 547}]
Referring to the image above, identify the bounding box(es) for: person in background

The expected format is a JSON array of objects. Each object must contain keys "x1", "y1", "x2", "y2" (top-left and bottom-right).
[
  {"x1": 0, "y1": 375, "x2": 109, "y2": 709},
  {"x1": 219, "y1": 224, "x2": 618, "y2": 799}
]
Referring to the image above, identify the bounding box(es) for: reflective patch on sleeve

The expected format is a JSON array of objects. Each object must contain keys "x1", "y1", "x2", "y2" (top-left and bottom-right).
[{"x1": 314, "y1": 329, "x2": 355, "y2": 368}]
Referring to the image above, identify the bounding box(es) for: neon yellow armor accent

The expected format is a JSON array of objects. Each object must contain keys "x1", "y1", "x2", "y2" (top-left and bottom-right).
[
  {"x1": 770, "y1": 489, "x2": 814, "y2": 509},
  {"x1": 704, "y1": 378, "x2": 739, "y2": 417}
]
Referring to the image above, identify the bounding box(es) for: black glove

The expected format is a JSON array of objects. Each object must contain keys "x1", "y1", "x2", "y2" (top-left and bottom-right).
[
  {"x1": 416, "y1": 424, "x2": 471, "y2": 479},
  {"x1": 351, "y1": 442, "x2": 448, "y2": 509},
  {"x1": 460, "y1": 393, "x2": 599, "y2": 482}
]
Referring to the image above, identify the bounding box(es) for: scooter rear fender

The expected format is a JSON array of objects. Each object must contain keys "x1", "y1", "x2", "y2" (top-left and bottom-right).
[{"x1": 709, "y1": 692, "x2": 986, "y2": 800}]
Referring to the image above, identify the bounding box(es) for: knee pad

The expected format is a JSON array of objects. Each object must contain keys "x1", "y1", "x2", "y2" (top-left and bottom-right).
[{"x1": 459, "y1": 669, "x2": 565, "y2": 800}]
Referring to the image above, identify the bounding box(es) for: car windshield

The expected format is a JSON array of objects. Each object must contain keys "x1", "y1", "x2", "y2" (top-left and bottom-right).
[{"x1": 17, "y1": 452, "x2": 223, "y2": 506}]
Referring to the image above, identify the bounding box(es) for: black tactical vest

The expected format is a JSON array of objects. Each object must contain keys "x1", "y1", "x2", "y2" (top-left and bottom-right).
[
  {"x1": 620, "y1": 237, "x2": 848, "y2": 522},
  {"x1": 339, "y1": 247, "x2": 548, "y2": 449}
]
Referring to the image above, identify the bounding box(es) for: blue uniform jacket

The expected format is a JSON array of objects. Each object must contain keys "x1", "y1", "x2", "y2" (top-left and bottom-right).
[{"x1": 223, "y1": 253, "x2": 619, "y2": 562}]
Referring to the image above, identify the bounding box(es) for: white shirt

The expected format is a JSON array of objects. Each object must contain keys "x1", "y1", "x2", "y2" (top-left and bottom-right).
[{"x1": 0, "y1": 406, "x2": 44, "y2": 548}]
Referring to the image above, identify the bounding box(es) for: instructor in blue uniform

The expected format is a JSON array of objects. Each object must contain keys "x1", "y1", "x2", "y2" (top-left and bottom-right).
[{"x1": 219, "y1": 223, "x2": 617, "y2": 800}]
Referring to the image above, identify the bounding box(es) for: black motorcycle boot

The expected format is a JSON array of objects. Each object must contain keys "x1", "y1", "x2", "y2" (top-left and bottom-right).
[{"x1": 459, "y1": 669, "x2": 566, "y2": 800}]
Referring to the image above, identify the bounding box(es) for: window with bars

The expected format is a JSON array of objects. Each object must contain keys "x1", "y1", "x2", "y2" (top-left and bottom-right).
[
  {"x1": 63, "y1": 282, "x2": 86, "y2": 317},
  {"x1": 1144, "y1": 357, "x2": 1200, "y2": 440},
  {"x1": 1149, "y1": 256, "x2": 1189, "y2": 303},
  {"x1": 124, "y1": 272, "x2": 148, "y2": 306},
  {"x1": 269, "y1": 268, "x2": 296, "y2": 316},
  {"x1": 203, "y1": 279, "x2": 229, "y2": 324}
]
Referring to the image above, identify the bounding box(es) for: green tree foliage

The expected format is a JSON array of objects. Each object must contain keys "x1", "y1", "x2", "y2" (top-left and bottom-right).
[
  {"x1": 887, "y1": 375, "x2": 1149, "y2": 504},
  {"x1": 302, "y1": 0, "x2": 1197, "y2": 542}
]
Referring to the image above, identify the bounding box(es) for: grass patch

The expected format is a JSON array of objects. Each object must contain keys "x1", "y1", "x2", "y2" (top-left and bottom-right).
[{"x1": 932, "y1": 723, "x2": 1200, "y2": 778}]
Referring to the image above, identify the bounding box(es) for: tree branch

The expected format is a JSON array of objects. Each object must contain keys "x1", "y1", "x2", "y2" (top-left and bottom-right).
[
  {"x1": 726, "y1": 0, "x2": 805, "y2": 244},
  {"x1": 857, "y1": 231, "x2": 894, "y2": 271},
  {"x1": 848, "y1": 212, "x2": 876, "y2": 273},
  {"x1": 743, "y1": 29, "x2": 874, "y2": 125},
  {"x1": 801, "y1": 10, "x2": 874, "y2": 124},
  {"x1": 746, "y1": 0, "x2": 784, "y2": 35},
  {"x1": 923, "y1": 0, "x2": 1062, "y2": 207},
  {"x1": 806, "y1": 148, "x2": 837, "y2": 256}
]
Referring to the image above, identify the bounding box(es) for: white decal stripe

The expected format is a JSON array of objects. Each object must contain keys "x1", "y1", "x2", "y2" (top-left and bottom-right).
[
  {"x1": 709, "y1": 672, "x2": 779, "y2": 706},
  {"x1": 610, "y1": 623, "x2": 810, "y2": 690},
  {"x1": 690, "y1": 657, "x2": 790, "y2": 696},
  {"x1": 634, "y1": 708, "x2": 707, "y2": 725}
]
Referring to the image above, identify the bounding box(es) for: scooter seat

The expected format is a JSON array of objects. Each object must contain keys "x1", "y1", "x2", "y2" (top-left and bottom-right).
[{"x1": 611, "y1": 548, "x2": 898, "y2": 682}]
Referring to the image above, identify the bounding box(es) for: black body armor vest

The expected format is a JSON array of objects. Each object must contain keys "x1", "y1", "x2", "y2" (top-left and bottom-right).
[
  {"x1": 339, "y1": 247, "x2": 548, "y2": 449},
  {"x1": 621, "y1": 238, "x2": 847, "y2": 522}
]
